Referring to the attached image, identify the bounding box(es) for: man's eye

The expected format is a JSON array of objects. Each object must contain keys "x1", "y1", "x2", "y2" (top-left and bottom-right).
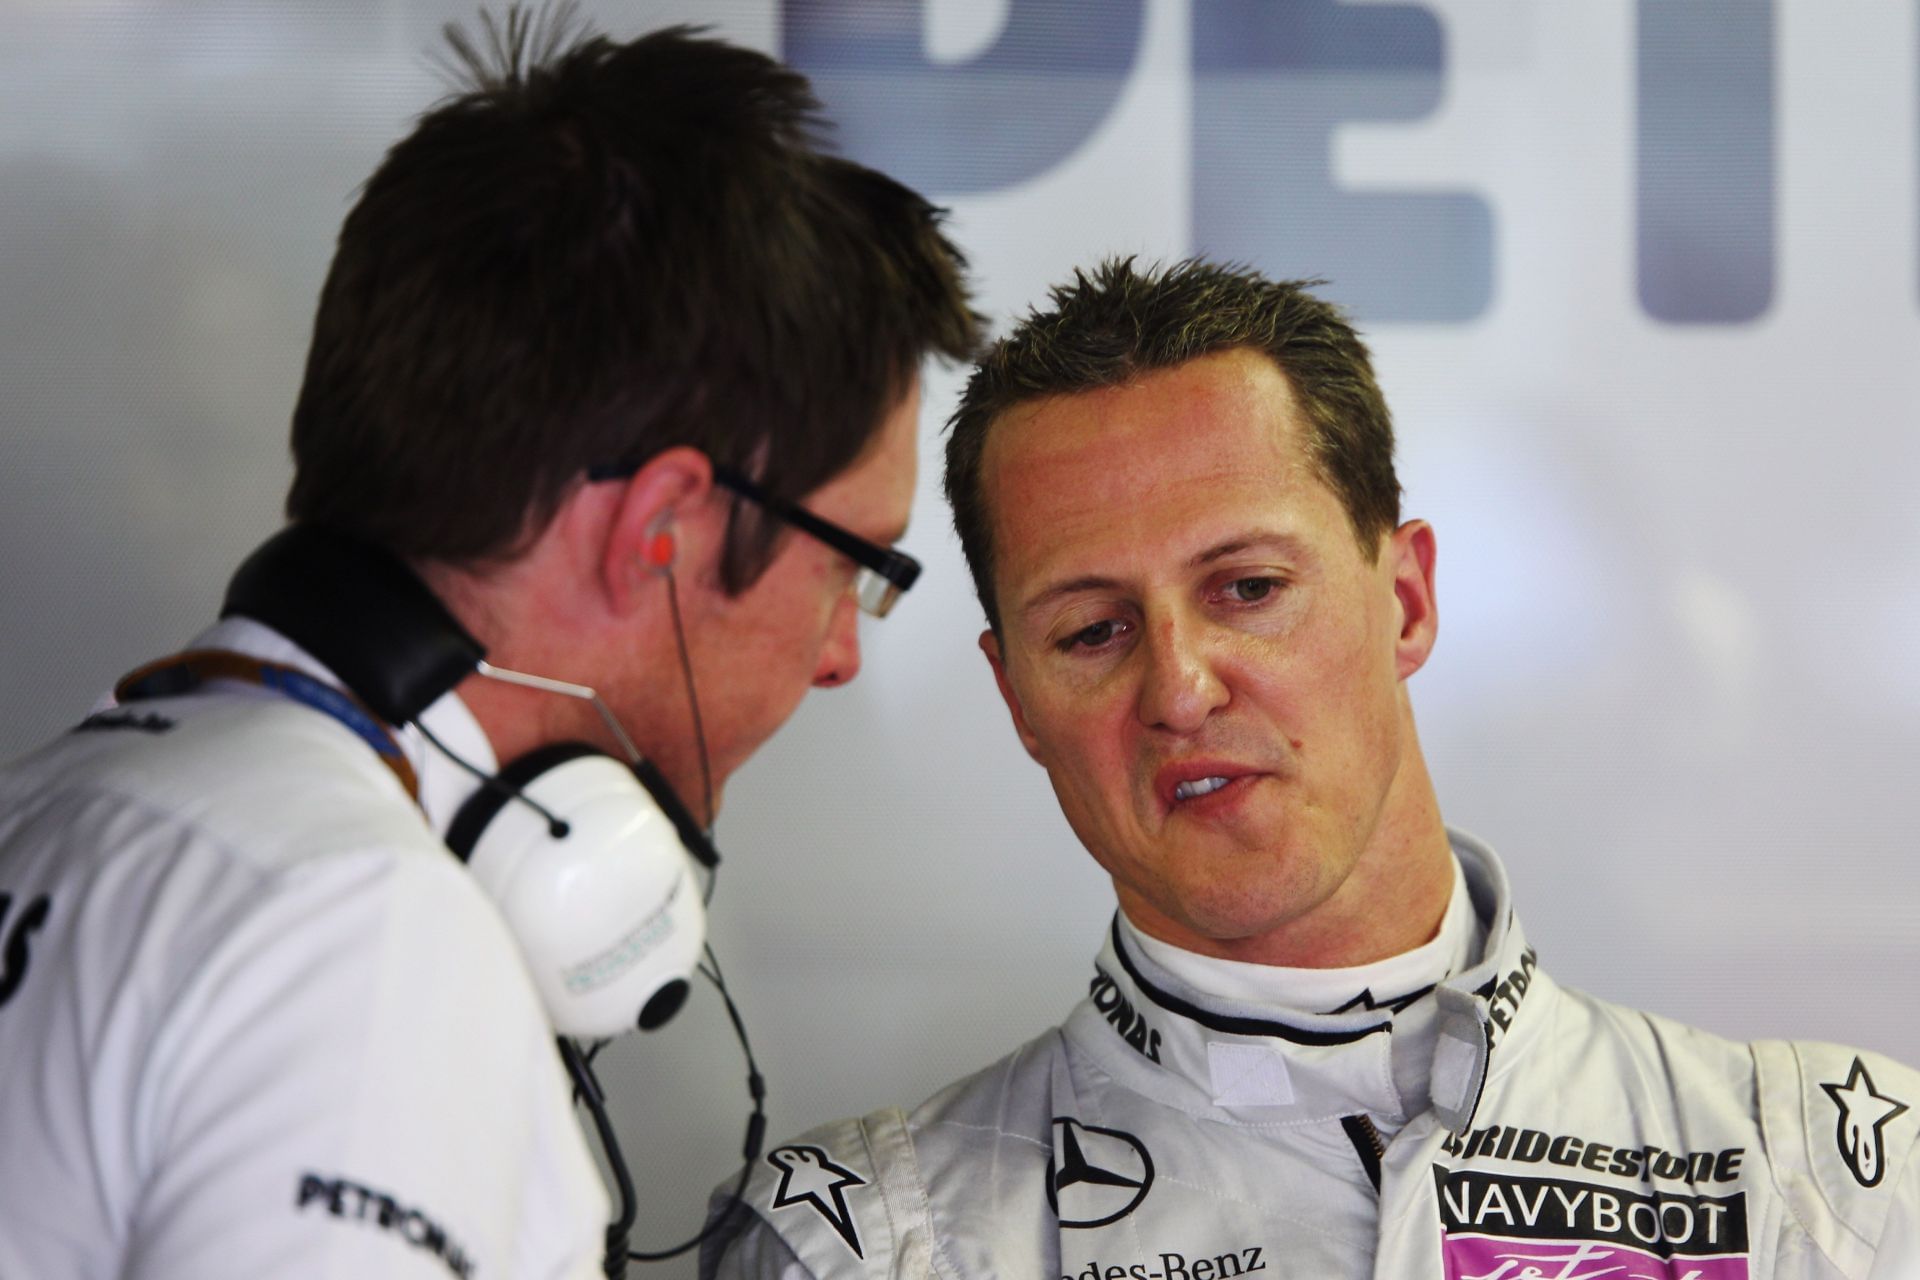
[
  {"x1": 1062, "y1": 619, "x2": 1124, "y2": 651},
  {"x1": 1224, "y1": 577, "x2": 1280, "y2": 603}
]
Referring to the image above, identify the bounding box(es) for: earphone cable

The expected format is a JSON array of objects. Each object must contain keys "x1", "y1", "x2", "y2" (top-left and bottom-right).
[
  {"x1": 662, "y1": 568, "x2": 715, "y2": 836},
  {"x1": 558, "y1": 1037, "x2": 639, "y2": 1279},
  {"x1": 622, "y1": 943, "x2": 766, "y2": 1263},
  {"x1": 415, "y1": 716, "x2": 571, "y2": 838},
  {"x1": 586, "y1": 573, "x2": 763, "y2": 1266}
]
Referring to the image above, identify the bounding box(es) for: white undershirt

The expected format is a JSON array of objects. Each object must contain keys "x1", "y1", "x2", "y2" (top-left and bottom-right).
[{"x1": 1121, "y1": 854, "x2": 1481, "y2": 1119}]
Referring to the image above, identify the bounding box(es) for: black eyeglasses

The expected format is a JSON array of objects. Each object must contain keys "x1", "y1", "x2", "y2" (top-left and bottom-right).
[{"x1": 585, "y1": 461, "x2": 922, "y2": 618}]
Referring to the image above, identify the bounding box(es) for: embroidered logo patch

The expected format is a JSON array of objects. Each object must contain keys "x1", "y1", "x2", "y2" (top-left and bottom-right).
[
  {"x1": 766, "y1": 1144, "x2": 867, "y2": 1257},
  {"x1": 1434, "y1": 1166, "x2": 1750, "y2": 1279},
  {"x1": 1821, "y1": 1057, "x2": 1910, "y2": 1188},
  {"x1": 1047, "y1": 1117, "x2": 1154, "y2": 1228},
  {"x1": 295, "y1": 1172, "x2": 474, "y2": 1278},
  {"x1": 1088, "y1": 964, "x2": 1163, "y2": 1063},
  {"x1": 73, "y1": 709, "x2": 174, "y2": 734},
  {"x1": 0, "y1": 893, "x2": 52, "y2": 1010}
]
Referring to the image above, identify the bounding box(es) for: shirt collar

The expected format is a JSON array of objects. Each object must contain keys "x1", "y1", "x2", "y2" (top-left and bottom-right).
[{"x1": 173, "y1": 616, "x2": 495, "y2": 840}]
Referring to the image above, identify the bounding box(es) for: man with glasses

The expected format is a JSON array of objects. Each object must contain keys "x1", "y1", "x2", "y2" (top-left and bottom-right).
[{"x1": 0, "y1": 15, "x2": 976, "y2": 1279}]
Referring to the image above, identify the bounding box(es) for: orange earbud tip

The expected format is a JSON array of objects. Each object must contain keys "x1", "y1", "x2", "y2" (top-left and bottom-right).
[{"x1": 645, "y1": 531, "x2": 676, "y2": 568}]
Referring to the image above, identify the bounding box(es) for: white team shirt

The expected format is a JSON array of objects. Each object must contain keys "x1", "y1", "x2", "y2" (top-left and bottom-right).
[{"x1": 0, "y1": 619, "x2": 608, "y2": 1278}]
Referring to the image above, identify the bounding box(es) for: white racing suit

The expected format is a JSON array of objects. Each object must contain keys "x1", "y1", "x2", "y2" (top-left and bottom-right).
[{"x1": 705, "y1": 834, "x2": 1920, "y2": 1279}]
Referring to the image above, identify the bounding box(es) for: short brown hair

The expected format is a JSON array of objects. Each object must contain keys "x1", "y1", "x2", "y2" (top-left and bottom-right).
[
  {"x1": 944, "y1": 257, "x2": 1399, "y2": 632},
  {"x1": 288, "y1": 14, "x2": 980, "y2": 590}
]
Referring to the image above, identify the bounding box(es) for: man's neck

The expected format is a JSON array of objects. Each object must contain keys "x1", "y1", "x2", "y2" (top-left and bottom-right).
[
  {"x1": 414, "y1": 554, "x2": 622, "y2": 767},
  {"x1": 1122, "y1": 850, "x2": 1475, "y2": 1014}
]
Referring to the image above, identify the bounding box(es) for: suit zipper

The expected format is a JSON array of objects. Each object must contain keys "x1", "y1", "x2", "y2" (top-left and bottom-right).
[{"x1": 1340, "y1": 1114, "x2": 1385, "y2": 1192}]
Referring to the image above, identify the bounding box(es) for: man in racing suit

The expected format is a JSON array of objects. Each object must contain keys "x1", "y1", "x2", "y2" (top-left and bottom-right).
[
  {"x1": 704, "y1": 259, "x2": 1918, "y2": 1278},
  {"x1": 0, "y1": 17, "x2": 978, "y2": 1279}
]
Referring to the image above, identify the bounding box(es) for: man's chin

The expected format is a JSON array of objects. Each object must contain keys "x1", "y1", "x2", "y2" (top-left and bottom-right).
[
  {"x1": 1154, "y1": 865, "x2": 1344, "y2": 954},
  {"x1": 1119, "y1": 886, "x2": 1277, "y2": 945}
]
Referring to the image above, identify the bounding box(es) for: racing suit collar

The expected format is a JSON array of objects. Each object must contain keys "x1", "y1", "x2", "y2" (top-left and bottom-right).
[
  {"x1": 1062, "y1": 831, "x2": 1544, "y2": 1136},
  {"x1": 1118, "y1": 854, "x2": 1475, "y2": 1014}
]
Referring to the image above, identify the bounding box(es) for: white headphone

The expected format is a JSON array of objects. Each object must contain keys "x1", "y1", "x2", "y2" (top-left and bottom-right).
[
  {"x1": 443, "y1": 742, "x2": 708, "y2": 1035},
  {"x1": 212, "y1": 525, "x2": 714, "y2": 1039}
]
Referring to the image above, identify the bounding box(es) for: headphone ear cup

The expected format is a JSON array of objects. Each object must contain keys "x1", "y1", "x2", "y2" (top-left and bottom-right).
[{"x1": 446, "y1": 744, "x2": 705, "y2": 1037}]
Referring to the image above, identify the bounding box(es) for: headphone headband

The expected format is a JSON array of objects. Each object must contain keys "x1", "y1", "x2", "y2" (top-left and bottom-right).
[
  {"x1": 221, "y1": 525, "x2": 484, "y2": 726},
  {"x1": 443, "y1": 742, "x2": 601, "y2": 860}
]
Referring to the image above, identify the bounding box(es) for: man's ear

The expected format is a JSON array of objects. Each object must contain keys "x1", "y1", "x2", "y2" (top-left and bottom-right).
[
  {"x1": 980, "y1": 629, "x2": 1046, "y2": 764},
  {"x1": 1388, "y1": 519, "x2": 1439, "y2": 680},
  {"x1": 600, "y1": 447, "x2": 714, "y2": 615}
]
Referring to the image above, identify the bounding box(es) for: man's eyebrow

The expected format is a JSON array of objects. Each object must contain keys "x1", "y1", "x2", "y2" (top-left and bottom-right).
[
  {"x1": 1188, "y1": 531, "x2": 1311, "y2": 567},
  {"x1": 1019, "y1": 533, "x2": 1312, "y2": 618},
  {"x1": 1019, "y1": 574, "x2": 1127, "y2": 619}
]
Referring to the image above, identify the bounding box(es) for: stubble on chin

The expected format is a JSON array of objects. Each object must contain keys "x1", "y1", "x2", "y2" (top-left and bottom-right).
[{"x1": 1140, "y1": 813, "x2": 1361, "y2": 950}]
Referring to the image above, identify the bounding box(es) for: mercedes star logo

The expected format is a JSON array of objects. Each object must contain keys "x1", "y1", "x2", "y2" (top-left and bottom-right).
[{"x1": 1046, "y1": 1116, "x2": 1154, "y2": 1228}]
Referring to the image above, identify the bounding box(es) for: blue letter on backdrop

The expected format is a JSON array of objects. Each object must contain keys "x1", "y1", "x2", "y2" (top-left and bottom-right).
[
  {"x1": 782, "y1": 0, "x2": 1145, "y2": 195},
  {"x1": 1191, "y1": 1, "x2": 1493, "y2": 323},
  {"x1": 1636, "y1": 0, "x2": 1775, "y2": 323}
]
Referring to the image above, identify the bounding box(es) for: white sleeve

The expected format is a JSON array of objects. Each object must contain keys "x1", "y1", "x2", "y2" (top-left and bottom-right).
[
  {"x1": 122, "y1": 846, "x2": 609, "y2": 1279},
  {"x1": 1868, "y1": 1143, "x2": 1920, "y2": 1279}
]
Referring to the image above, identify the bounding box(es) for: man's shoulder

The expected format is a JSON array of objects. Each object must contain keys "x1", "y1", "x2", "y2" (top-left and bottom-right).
[
  {"x1": 1547, "y1": 984, "x2": 1763, "y2": 1085},
  {"x1": 1553, "y1": 983, "x2": 1920, "y2": 1111},
  {"x1": 2, "y1": 692, "x2": 433, "y2": 876},
  {"x1": 0, "y1": 692, "x2": 510, "y2": 1025},
  {"x1": 1542, "y1": 987, "x2": 1920, "y2": 1268},
  {"x1": 708, "y1": 1028, "x2": 1072, "y2": 1279}
]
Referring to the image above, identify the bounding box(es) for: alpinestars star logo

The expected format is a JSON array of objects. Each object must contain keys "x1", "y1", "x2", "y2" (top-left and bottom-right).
[
  {"x1": 1822, "y1": 1057, "x2": 1910, "y2": 1187},
  {"x1": 766, "y1": 1145, "x2": 867, "y2": 1257},
  {"x1": 0, "y1": 893, "x2": 52, "y2": 1010},
  {"x1": 1047, "y1": 1117, "x2": 1154, "y2": 1228},
  {"x1": 1326, "y1": 982, "x2": 1437, "y2": 1016}
]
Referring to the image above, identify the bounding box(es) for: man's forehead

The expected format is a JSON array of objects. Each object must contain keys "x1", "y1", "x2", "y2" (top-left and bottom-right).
[
  {"x1": 986, "y1": 354, "x2": 1301, "y2": 510},
  {"x1": 975, "y1": 353, "x2": 1355, "y2": 620},
  {"x1": 992, "y1": 347, "x2": 1298, "y2": 445},
  {"x1": 980, "y1": 352, "x2": 1314, "y2": 523}
]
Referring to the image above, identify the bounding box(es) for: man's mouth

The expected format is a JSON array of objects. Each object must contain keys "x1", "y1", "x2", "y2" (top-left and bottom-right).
[{"x1": 1156, "y1": 760, "x2": 1267, "y2": 811}]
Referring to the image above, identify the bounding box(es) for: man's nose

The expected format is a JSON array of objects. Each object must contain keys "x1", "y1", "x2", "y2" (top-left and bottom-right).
[
  {"x1": 812, "y1": 591, "x2": 863, "y2": 688},
  {"x1": 1135, "y1": 610, "x2": 1228, "y2": 733}
]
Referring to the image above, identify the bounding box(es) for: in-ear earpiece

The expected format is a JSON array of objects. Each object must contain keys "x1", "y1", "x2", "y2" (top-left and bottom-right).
[{"x1": 643, "y1": 515, "x2": 676, "y2": 574}]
